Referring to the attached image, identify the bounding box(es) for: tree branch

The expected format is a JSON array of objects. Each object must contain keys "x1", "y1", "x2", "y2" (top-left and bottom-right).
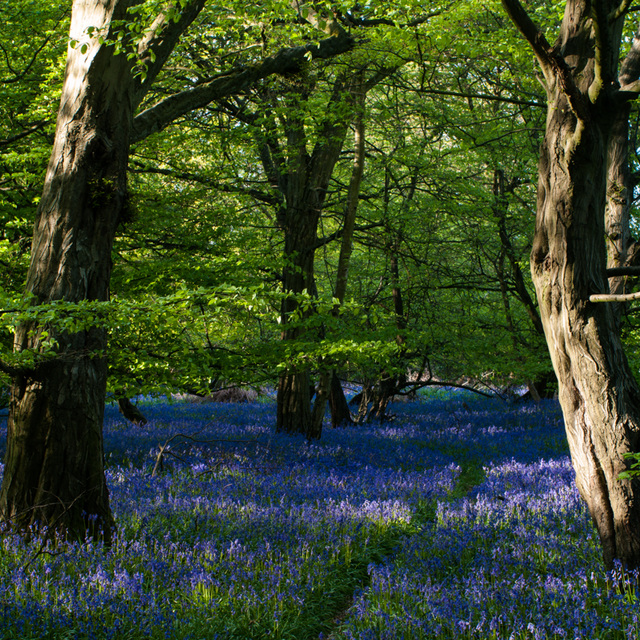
[
  {"x1": 606, "y1": 266, "x2": 640, "y2": 276},
  {"x1": 0, "y1": 120, "x2": 51, "y2": 148},
  {"x1": 620, "y1": 25, "x2": 640, "y2": 91},
  {"x1": 129, "y1": 161, "x2": 280, "y2": 205},
  {"x1": 314, "y1": 222, "x2": 383, "y2": 249},
  {"x1": 500, "y1": 0, "x2": 555, "y2": 80},
  {"x1": 420, "y1": 86, "x2": 543, "y2": 109},
  {"x1": 0, "y1": 7, "x2": 68, "y2": 84},
  {"x1": 590, "y1": 291, "x2": 640, "y2": 302},
  {"x1": 610, "y1": 0, "x2": 635, "y2": 20},
  {"x1": 0, "y1": 358, "x2": 31, "y2": 379},
  {"x1": 131, "y1": 33, "x2": 355, "y2": 143},
  {"x1": 501, "y1": 0, "x2": 589, "y2": 121},
  {"x1": 340, "y1": 11, "x2": 442, "y2": 29},
  {"x1": 133, "y1": 0, "x2": 207, "y2": 105}
]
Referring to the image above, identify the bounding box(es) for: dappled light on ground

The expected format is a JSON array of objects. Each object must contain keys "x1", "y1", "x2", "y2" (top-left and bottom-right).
[{"x1": 0, "y1": 393, "x2": 636, "y2": 639}]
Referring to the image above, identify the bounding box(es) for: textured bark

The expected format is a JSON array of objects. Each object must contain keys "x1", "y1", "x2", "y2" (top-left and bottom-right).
[
  {"x1": 276, "y1": 370, "x2": 312, "y2": 435},
  {"x1": 503, "y1": 0, "x2": 640, "y2": 568},
  {"x1": 605, "y1": 96, "x2": 635, "y2": 325},
  {"x1": 1, "y1": 0, "x2": 134, "y2": 541},
  {"x1": 1, "y1": 0, "x2": 205, "y2": 541},
  {"x1": 606, "y1": 103, "x2": 633, "y2": 292}
]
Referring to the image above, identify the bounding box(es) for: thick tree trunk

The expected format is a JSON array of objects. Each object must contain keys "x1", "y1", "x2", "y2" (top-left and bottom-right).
[
  {"x1": 276, "y1": 197, "x2": 321, "y2": 437},
  {"x1": 528, "y1": 25, "x2": 640, "y2": 570},
  {"x1": 0, "y1": 0, "x2": 136, "y2": 540},
  {"x1": 272, "y1": 76, "x2": 355, "y2": 439},
  {"x1": 503, "y1": 0, "x2": 640, "y2": 571},
  {"x1": 0, "y1": 0, "x2": 205, "y2": 541},
  {"x1": 533, "y1": 100, "x2": 640, "y2": 569},
  {"x1": 277, "y1": 369, "x2": 312, "y2": 434}
]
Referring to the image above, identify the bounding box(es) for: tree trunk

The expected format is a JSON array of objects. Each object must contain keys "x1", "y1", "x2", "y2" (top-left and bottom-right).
[
  {"x1": 367, "y1": 375, "x2": 397, "y2": 422},
  {"x1": 503, "y1": 0, "x2": 640, "y2": 568},
  {"x1": 0, "y1": 0, "x2": 205, "y2": 541},
  {"x1": 329, "y1": 372, "x2": 353, "y2": 427},
  {"x1": 606, "y1": 103, "x2": 633, "y2": 298},
  {"x1": 271, "y1": 75, "x2": 356, "y2": 439},
  {"x1": 0, "y1": 0, "x2": 137, "y2": 541},
  {"x1": 605, "y1": 85, "x2": 637, "y2": 328},
  {"x1": 276, "y1": 192, "x2": 322, "y2": 437},
  {"x1": 533, "y1": 94, "x2": 640, "y2": 569},
  {"x1": 276, "y1": 369, "x2": 312, "y2": 434}
]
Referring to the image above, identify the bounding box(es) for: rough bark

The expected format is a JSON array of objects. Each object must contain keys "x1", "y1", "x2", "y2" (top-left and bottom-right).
[
  {"x1": 276, "y1": 369, "x2": 312, "y2": 435},
  {"x1": 1, "y1": 0, "x2": 205, "y2": 541},
  {"x1": 1, "y1": 0, "x2": 134, "y2": 541},
  {"x1": 606, "y1": 55, "x2": 637, "y2": 322},
  {"x1": 503, "y1": 0, "x2": 640, "y2": 568},
  {"x1": 606, "y1": 103, "x2": 633, "y2": 295}
]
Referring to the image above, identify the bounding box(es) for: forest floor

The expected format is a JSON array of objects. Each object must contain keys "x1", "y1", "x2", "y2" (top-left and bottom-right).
[{"x1": 0, "y1": 391, "x2": 638, "y2": 639}]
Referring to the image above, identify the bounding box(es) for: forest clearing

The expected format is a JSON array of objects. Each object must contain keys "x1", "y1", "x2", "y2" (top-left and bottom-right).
[{"x1": 0, "y1": 391, "x2": 637, "y2": 640}]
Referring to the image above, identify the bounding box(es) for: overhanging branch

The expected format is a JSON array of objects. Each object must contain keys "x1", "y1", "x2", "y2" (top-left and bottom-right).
[
  {"x1": 501, "y1": 0, "x2": 555, "y2": 80},
  {"x1": 132, "y1": 33, "x2": 355, "y2": 143},
  {"x1": 421, "y1": 86, "x2": 543, "y2": 109}
]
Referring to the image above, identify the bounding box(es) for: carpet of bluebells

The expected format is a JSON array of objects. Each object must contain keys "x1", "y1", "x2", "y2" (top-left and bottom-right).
[{"x1": 0, "y1": 390, "x2": 639, "y2": 639}]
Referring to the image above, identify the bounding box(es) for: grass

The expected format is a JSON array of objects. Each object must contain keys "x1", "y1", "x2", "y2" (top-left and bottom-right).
[{"x1": 0, "y1": 391, "x2": 637, "y2": 639}]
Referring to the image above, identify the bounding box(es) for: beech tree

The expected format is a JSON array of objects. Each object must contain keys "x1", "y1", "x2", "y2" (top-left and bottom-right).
[
  {"x1": 0, "y1": 0, "x2": 355, "y2": 540},
  {"x1": 502, "y1": 0, "x2": 640, "y2": 568},
  {"x1": 0, "y1": 0, "x2": 210, "y2": 542}
]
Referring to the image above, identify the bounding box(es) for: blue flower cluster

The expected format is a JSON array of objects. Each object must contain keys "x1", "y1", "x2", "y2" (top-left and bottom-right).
[
  {"x1": 333, "y1": 398, "x2": 639, "y2": 640},
  {"x1": 0, "y1": 392, "x2": 635, "y2": 639}
]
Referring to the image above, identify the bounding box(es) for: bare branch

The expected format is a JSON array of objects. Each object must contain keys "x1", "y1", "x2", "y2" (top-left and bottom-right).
[{"x1": 590, "y1": 291, "x2": 640, "y2": 302}]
